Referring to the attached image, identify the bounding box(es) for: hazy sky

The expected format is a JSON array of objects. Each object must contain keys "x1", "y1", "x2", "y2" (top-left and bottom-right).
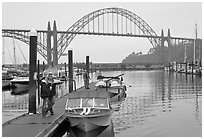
[{"x1": 2, "y1": 2, "x2": 202, "y2": 64}]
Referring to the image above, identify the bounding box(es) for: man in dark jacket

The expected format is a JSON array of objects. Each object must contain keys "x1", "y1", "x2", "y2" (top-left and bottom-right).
[{"x1": 40, "y1": 72, "x2": 56, "y2": 116}]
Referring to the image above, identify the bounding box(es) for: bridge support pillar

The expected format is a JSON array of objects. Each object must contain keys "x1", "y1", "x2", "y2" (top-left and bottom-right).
[
  {"x1": 47, "y1": 22, "x2": 52, "y2": 67},
  {"x1": 53, "y1": 20, "x2": 58, "y2": 67},
  {"x1": 161, "y1": 29, "x2": 165, "y2": 65}
]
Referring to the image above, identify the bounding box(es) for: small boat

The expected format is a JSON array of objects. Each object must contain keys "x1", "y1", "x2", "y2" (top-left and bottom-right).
[
  {"x1": 2, "y1": 72, "x2": 14, "y2": 89},
  {"x1": 10, "y1": 76, "x2": 29, "y2": 88},
  {"x1": 65, "y1": 91, "x2": 113, "y2": 133},
  {"x1": 2, "y1": 80, "x2": 11, "y2": 89},
  {"x1": 95, "y1": 74, "x2": 127, "y2": 102},
  {"x1": 11, "y1": 86, "x2": 29, "y2": 95}
]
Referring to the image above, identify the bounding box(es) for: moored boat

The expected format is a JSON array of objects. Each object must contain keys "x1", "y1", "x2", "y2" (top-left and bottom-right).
[
  {"x1": 11, "y1": 86, "x2": 29, "y2": 95},
  {"x1": 95, "y1": 74, "x2": 127, "y2": 102},
  {"x1": 2, "y1": 72, "x2": 14, "y2": 89},
  {"x1": 65, "y1": 91, "x2": 113, "y2": 133},
  {"x1": 10, "y1": 76, "x2": 29, "y2": 88}
]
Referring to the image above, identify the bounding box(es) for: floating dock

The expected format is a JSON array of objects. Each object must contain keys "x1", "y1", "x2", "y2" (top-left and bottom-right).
[{"x1": 2, "y1": 82, "x2": 96, "y2": 137}]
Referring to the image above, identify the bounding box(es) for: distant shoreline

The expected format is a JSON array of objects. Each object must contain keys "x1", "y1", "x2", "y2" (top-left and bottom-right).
[{"x1": 93, "y1": 67, "x2": 164, "y2": 71}]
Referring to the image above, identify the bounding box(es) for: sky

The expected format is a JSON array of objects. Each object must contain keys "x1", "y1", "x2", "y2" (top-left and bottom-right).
[{"x1": 2, "y1": 1, "x2": 202, "y2": 64}]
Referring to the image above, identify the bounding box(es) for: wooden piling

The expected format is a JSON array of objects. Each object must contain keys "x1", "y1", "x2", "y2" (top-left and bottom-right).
[
  {"x1": 64, "y1": 62, "x2": 67, "y2": 77},
  {"x1": 192, "y1": 61, "x2": 194, "y2": 75},
  {"x1": 37, "y1": 60, "x2": 40, "y2": 106},
  {"x1": 68, "y1": 50, "x2": 73, "y2": 93},
  {"x1": 86, "y1": 56, "x2": 90, "y2": 87},
  {"x1": 86, "y1": 56, "x2": 89, "y2": 73},
  {"x1": 28, "y1": 30, "x2": 37, "y2": 114},
  {"x1": 168, "y1": 63, "x2": 171, "y2": 72},
  {"x1": 43, "y1": 61, "x2": 45, "y2": 71},
  {"x1": 175, "y1": 62, "x2": 177, "y2": 72}
]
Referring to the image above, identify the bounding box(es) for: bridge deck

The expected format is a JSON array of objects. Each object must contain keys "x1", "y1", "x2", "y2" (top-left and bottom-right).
[{"x1": 2, "y1": 82, "x2": 96, "y2": 137}]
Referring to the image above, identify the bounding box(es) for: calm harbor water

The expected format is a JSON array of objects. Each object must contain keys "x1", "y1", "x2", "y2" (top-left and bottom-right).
[
  {"x1": 103, "y1": 70, "x2": 202, "y2": 137},
  {"x1": 2, "y1": 70, "x2": 202, "y2": 137}
]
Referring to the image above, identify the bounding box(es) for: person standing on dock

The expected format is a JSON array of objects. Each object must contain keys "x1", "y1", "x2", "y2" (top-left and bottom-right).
[
  {"x1": 40, "y1": 72, "x2": 56, "y2": 116},
  {"x1": 83, "y1": 71, "x2": 90, "y2": 89}
]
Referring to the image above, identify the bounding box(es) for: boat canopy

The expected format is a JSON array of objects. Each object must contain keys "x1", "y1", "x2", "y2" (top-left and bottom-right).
[
  {"x1": 66, "y1": 91, "x2": 110, "y2": 109},
  {"x1": 66, "y1": 97, "x2": 109, "y2": 109},
  {"x1": 67, "y1": 91, "x2": 110, "y2": 99}
]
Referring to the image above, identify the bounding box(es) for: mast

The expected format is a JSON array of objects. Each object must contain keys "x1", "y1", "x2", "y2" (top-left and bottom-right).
[
  {"x1": 2, "y1": 38, "x2": 5, "y2": 65},
  {"x1": 13, "y1": 36, "x2": 17, "y2": 68},
  {"x1": 193, "y1": 23, "x2": 197, "y2": 64},
  {"x1": 184, "y1": 43, "x2": 187, "y2": 63}
]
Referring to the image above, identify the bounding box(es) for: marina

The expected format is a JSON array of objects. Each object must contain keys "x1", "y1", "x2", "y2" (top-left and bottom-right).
[
  {"x1": 2, "y1": 2, "x2": 202, "y2": 137},
  {"x1": 2, "y1": 70, "x2": 202, "y2": 137}
]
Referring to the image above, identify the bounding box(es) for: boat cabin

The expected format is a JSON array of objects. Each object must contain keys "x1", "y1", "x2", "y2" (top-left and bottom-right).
[{"x1": 65, "y1": 91, "x2": 111, "y2": 114}]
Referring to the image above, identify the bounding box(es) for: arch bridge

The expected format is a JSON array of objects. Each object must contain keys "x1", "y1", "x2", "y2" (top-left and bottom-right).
[{"x1": 2, "y1": 7, "x2": 196, "y2": 66}]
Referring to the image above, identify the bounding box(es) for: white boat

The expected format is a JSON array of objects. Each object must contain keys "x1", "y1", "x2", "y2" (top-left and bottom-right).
[
  {"x1": 65, "y1": 91, "x2": 113, "y2": 132},
  {"x1": 95, "y1": 75, "x2": 127, "y2": 102},
  {"x1": 10, "y1": 76, "x2": 29, "y2": 88}
]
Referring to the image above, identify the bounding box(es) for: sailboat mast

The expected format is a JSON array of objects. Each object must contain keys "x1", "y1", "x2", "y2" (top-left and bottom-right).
[
  {"x1": 13, "y1": 36, "x2": 17, "y2": 68},
  {"x1": 194, "y1": 23, "x2": 197, "y2": 64},
  {"x1": 184, "y1": 43, "x2": 187, "y2": 63},
  {"x1": 2, "y1": 38, "x2": 5, "y2": 65}
]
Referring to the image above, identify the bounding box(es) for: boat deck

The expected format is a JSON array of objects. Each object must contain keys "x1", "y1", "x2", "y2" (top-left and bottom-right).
[{"x1": 2, "y1": 82, "x2": 97, "y2": 137}]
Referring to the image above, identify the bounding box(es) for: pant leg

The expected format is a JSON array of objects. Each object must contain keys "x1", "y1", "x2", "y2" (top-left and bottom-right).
[
  {"x1": 47, "y1": 97, "x2": 54, "y2": 113},
  {"x1": 42, "y1": 98, "x2": 48, "y2": 116}
]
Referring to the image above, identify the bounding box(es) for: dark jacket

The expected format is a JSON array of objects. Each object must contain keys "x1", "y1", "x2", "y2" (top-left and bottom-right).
[{"x1": 40, "y1": 79, "x2": 56, "y2": 99}]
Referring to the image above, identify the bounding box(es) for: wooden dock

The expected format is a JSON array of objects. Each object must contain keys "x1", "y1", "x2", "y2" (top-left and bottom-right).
[{"x1": 2, "y1": 82, "x2": 96, "y2": 137}]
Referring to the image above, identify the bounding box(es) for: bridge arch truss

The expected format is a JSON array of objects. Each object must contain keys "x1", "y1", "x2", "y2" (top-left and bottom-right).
[
  {"x1": 57, "y1": 7, "x2": 161, "y2": 59},
  {"x1": 2, "y1": 30, "x2": 48, "y2": 60}
]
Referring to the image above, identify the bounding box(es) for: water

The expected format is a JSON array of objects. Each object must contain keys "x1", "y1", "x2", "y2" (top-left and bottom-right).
[
  {"x1": 2, "y1": 70, "x2": 202, "y2": 137},
  {"x1": 102, "y1": 70, "x2": 202, "y2": 137}
]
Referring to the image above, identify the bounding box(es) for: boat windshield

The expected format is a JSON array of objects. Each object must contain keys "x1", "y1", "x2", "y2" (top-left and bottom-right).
[
  {"x1": 66, "y1": 98, "x2": 109, "y2": 109},
  {"x1": 67, "y1": 98, "x2": 81, "y2": 108},
  {"x1": 94, "y1": 98, "x2": 108, "y2": 108},
  {"x1": 82, "y1": 98, "x2": 93, "y2": 108}
]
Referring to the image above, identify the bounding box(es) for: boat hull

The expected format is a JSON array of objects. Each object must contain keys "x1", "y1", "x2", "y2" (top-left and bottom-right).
[
  {"x1": 10, "y1": 77, "x2": 29, "y2": 88},
  {"x1": 68, "y1": 120, "x2": 114, "y2": 137},
  {"x1": 66, "y1": 111, "x2": 112, "y2": 132},
  {"x1": 11, "y1": 82, "x2": 29, "y2": 88},
  {"x1": 97, "y1": 86, "x2": 127, "y2": 102},
  {"x1": 2, "y1": 80, "x2": 11, "y2": 89},
  {"x1": 109, "y1": 89, "x2": 127, "y2": 102}
]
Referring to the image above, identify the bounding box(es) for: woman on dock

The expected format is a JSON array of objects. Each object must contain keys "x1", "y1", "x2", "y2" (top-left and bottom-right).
[{"x1": 40, "y1": 72, "x2": 56, "y2": 116}]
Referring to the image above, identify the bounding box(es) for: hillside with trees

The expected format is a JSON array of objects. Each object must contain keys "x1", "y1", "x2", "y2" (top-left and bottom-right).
[{"x1": 122, "y1": 39, "x2": 202, "y2": 65}]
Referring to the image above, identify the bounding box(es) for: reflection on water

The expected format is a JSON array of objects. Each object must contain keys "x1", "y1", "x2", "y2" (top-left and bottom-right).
[{"x1": 105, "y1": 70, "x2": 202, "y2": 137}]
